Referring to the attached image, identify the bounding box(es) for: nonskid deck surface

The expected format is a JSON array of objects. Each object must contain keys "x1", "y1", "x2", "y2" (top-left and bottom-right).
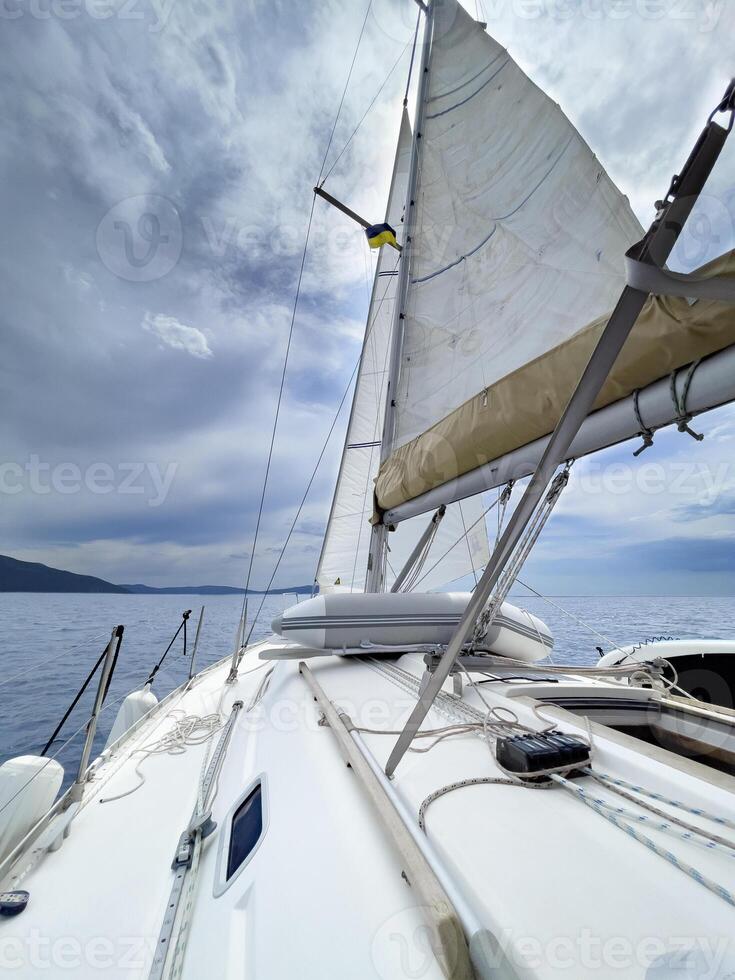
[{"x1": 3, "y1": 643, "x2": 735, "y2": 979}]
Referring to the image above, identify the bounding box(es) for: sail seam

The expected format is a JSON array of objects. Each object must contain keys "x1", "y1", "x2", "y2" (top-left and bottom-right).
[
  {"x1": 410, "y1": 135, "x2": 575, "y2": 286},
  {"x1": 495, "y1": 135, "x2": 575, "y2": 221},
  {"x1": 427, "y1": 50, "x2": 506, "y2": 104},
  {"x1": 411, "y1": 226, "x2": 498, "y2": 284},
  {"x1": 425, "y1": 58, "x2": 510, "y2": 119}
]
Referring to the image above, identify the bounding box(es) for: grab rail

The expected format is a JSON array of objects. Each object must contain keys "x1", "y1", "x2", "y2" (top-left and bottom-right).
[{"x1": 299, "y1": 661, "x2": 479, "y2": 980}]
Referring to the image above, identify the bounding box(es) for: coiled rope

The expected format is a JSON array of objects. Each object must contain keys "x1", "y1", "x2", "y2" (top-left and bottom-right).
[{"x1": 99, "y1": 710, "x2": 223, "y2": 804}]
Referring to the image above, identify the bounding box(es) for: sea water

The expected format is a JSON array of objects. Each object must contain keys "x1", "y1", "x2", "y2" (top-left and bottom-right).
[{"x1": 2, "y1": 592, "x2": 735, "y2": 780}]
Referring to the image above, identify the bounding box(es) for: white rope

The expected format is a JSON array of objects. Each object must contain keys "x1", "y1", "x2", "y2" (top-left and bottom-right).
[
  {"x1": 99, "y1": 711, "x2": 222, "y2": 804},
  {"x1": 400, "y1": 515, "x2": 442, "y2": 592}
]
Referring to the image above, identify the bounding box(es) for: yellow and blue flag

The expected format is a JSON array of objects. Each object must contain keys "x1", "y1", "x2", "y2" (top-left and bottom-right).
[{"x1": 365, "y1": 222, "x2": 398, "y2": 249}]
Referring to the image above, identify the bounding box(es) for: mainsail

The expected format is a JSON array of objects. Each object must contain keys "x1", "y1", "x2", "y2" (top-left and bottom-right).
[
  {"x1": 373, "y1": 0, "x2": 735, "y2": 520},
  {"x1": 316, "y1": 108, "x2": 489, "y2": 592}
]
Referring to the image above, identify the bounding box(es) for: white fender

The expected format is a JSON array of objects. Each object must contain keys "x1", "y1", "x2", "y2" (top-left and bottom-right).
[
  {"x1": 0, "y1": 756, "x2": 64, "y2": 861},
  {"x1": 105, "y1": 688, "x2": 159, "y2": 749}
]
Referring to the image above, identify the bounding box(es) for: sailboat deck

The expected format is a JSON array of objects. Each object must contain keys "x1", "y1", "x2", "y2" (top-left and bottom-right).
[{"x1": 4, "y1": 643, "x2": 735, "y2": 978}]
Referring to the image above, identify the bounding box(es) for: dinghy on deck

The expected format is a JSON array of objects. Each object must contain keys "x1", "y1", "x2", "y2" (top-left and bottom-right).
[{"x1": 271, "y1": 592, "x2": 553, "y2": 663}]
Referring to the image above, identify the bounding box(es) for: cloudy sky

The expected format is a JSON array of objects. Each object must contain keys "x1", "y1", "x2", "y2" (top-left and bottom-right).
[{"x1": 1, "y1": 0, "x2": 733, "y2": 593}]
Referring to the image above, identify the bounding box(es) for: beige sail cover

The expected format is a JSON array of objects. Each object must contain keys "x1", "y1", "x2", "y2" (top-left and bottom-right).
[
  {"x1": 376, "y1": 251, "x2": 735, "y2": 512},
  {"x1": 316, "y1": 110, "x2": 490, "y2": 591},
  {"x1": 377, "y1": 0, "x2": 649, "y2": 511}
]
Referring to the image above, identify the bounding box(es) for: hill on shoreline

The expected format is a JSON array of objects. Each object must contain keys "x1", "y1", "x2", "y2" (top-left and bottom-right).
[
  {"x1": 0, "y1": 554, "x2": 128, "y2": 594},
  {"x1": 0, "y1": 555, "x2": 310, "y2": 595}
]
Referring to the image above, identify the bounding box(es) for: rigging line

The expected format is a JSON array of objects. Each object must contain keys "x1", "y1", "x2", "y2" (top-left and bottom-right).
[
  {"x1": 317, "y1": 0, "x2": 374, "y2": 186},
  {"x1": 243, "y1": 3, "x2": 375, "y2": 612},
  {"x1": 0, "y1": 632, "x2": 107, "y2": 690},
  {"x1": 250, "y1": 26, "x2": 396, "y2": 608},
  {"x1": 403, "y1": 8, "x2": 421, "y2": 107},
  {"x1": 41, "y1": 643, "x2": 111, "y2": 756},
  {"x1": 245, "y1": 356, "x2": 362, "y2": 645},
  {"x1": 321, "y1": 42, "x2": 411, "y2": 187},
  {"x1": 458, "y1": 499, "x2": 479, "y2": 588},
  {"x1": 514, "y1": 579, "x2": 627, "y2": 654},
  {"x1": 0, "y1": 681, "x2": 134, "y2": 819},
  {"x1": 239, "y1": 194, "x2": 317, "y2": 620},
  {"x1": 291, "y1": 252, "x2": 397, "y2": 600},
  {"x1": 412, "y1": 493, "x2": 501, "y2": 591}
]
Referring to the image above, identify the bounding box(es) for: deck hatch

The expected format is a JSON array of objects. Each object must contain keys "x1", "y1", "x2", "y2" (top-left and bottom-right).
[{"x1": 226, "y1": 782, "x2": 263, "y2": 880}]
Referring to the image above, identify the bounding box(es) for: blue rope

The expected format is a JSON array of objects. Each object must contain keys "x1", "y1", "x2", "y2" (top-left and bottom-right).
[
  {"x1": 592, "y1": 771, "x2": 735, "y2": 832},
  {"x1": 552, "y1": 773, "x2": 735, "y2": 908}
]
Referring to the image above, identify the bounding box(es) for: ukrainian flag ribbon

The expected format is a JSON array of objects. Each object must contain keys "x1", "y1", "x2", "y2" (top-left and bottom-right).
[{"x1": 365, "y1": 222, "x2": 398, "y2": 249}]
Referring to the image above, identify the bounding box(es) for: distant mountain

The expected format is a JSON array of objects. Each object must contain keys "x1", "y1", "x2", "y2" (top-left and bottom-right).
[
  {"x1": 0, "y1": 555, "x2": 311, "y2": 594},
  {"x1": 121, "y1": 584, "x2": 312, "y2": 595},
  {"x1": 0, "y1": 555, "x2": 129, "y2": 593}
]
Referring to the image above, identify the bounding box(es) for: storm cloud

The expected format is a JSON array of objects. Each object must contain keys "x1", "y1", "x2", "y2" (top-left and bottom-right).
[{"x1": 1, "y1": 0, "x2": 733, "y2": 591}]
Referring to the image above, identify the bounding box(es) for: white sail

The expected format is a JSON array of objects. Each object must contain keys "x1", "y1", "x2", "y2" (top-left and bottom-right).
[
  {"x1": 315, "y1": 111, "x2": 412, "y2": 592},
  {"x1": 394, "y1": 0, "x2": 643, "y2": 447},
  {"x1": 382, "y1": 498, "x2": 489, "y2": 592},
  {"x1": 316, "y1": 106, "x2": 491, "y2": 593},
  {"x1": 373, "y1": 0, "x2": 735, "y2": 518}
]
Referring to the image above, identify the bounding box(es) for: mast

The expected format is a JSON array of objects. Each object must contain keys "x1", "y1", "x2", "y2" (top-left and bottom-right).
[
  {"x1": 366, "y1": 0, "x2": 435, "y2": 592},
  {"x1": 314, "y1": 111, "x2": 412, "y2": 593}
]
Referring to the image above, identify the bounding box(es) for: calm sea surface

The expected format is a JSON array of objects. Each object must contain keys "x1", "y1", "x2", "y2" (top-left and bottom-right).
[{"x1": 2, "y1": 593, "x2": 735, "y2": 783}]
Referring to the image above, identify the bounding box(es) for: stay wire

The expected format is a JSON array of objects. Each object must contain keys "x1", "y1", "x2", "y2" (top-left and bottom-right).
[
  {"x1": 0, "y1": 682, "x2": 134, "y2": 820},
  {"x1": 241, "y1": 1, "x2": 375, "y2": 620},
  {"x1": 318, "y1": 0, "x2": 374, "y2": 186},
  {"x1": 240, "y1": 193, "x2": 317, "y2": 614},
  {"x1": 514, "y1": 579, "x2": 627, "y2": 655},
  {"x1": 244, "y1": 356, "x2": 360, "y2": 646},
  {"x1": 0, "y1": 631, "x2": 107, "y2": 690},
  {"x1": 411, "y1": 493, "x2": 502, "y2": 591},
  {"x1": 246, "y1": 257, "x2": 400, "y2": 642},
  {"x1": 403, "y1": 8, "x2": 422, "y2": 107},
  {"x1": 41, "y1": 643, "x2": 111, "y2": 756},
  {"x1": 321, "y1": 42, "x2": 411, "y2": 187}
]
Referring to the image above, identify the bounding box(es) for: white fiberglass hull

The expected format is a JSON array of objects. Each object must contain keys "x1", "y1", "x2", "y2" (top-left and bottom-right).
[{"x1": 3, "y1": 641, "x2": 735, "y2": 979}]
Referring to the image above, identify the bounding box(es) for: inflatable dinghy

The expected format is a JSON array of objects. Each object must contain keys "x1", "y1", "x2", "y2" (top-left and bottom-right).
[{"x1": 271, "y1": 592, "x2": 552, "y2": 663}]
